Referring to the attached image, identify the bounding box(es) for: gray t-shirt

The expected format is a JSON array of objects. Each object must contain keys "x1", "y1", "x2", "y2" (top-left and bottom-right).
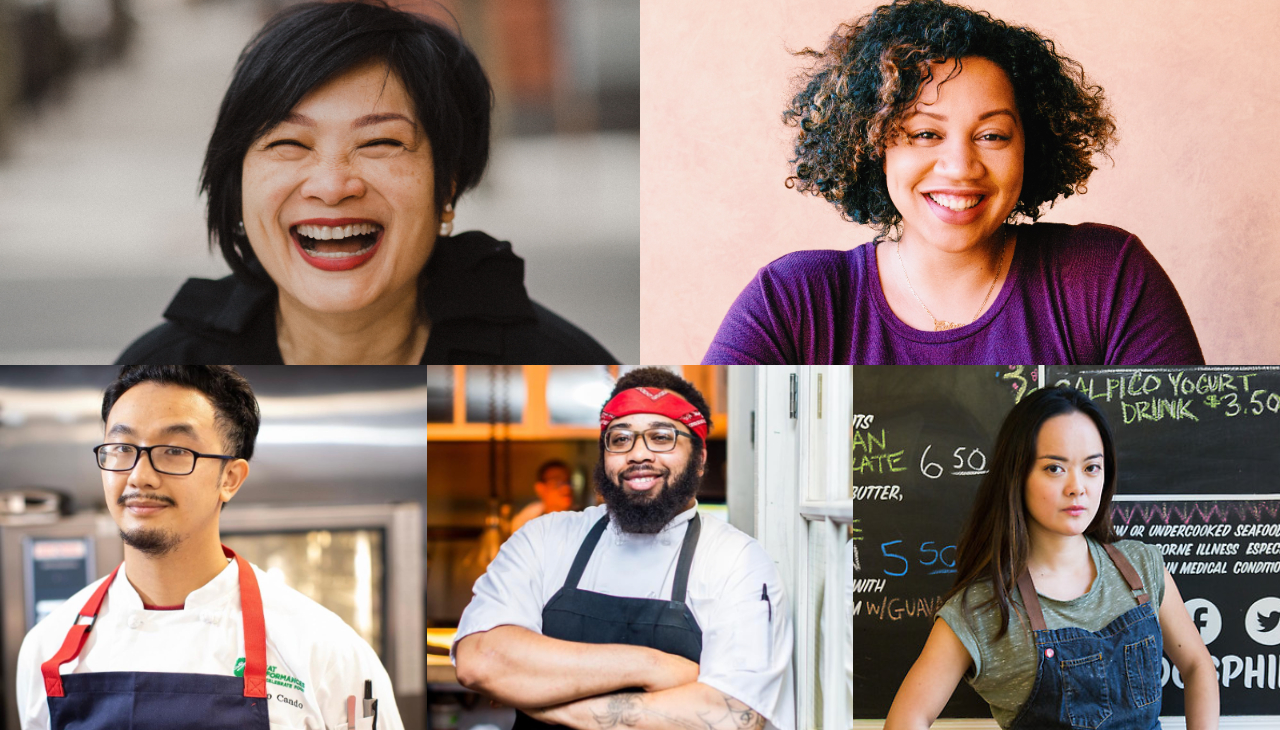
[{"x1": 938, "y1": 539, "x2": 1166, "y2": 728}]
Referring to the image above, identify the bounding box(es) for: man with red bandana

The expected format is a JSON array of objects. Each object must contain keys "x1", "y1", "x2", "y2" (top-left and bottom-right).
[{"x1": 452, "y1": 368, "x2": 794, "y2": 730}]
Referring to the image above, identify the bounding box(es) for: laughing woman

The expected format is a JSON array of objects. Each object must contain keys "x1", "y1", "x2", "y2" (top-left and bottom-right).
[
  {"x1": 703, "y1": 0, "x2": 1202, "y2": 365},
  {"x1": 117, "y1": 2, "x2": 615, "y2": 364},
  {"x1": 885, "y1": 387, "x2": 1218, "y2": 729}
]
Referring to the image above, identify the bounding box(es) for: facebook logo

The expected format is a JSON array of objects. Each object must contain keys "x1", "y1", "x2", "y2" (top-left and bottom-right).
[{"x1": 1184, "y1": 598, "x2": 1221, "y2": 645}]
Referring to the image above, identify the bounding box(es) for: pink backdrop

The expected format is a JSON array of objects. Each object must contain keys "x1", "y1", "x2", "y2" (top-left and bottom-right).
[{"x1": 640, "y1": 0, "x2": 1280, "y2": 364}]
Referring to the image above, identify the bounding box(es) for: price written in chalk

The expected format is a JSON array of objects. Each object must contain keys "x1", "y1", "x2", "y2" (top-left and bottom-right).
[
  {"x1": 919, "y1": 445, "x2": 989, "y2": 479},
  {"x1": 1203, "y1": 389, "x2": 1280, "y2": 418},
  {"x1": 880, "y1": 540, "x2": 958, "y2": 577}
]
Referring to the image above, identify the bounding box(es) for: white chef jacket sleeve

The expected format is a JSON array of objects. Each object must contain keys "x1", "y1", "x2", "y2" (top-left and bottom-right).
[
  {"x1": 15, "y1": 617, "x2": 52, "y2": 730},
  {"x1": 694, "y1": 538, "x2": 795, "y2": 730},
  {"x1": 314, "y1": 612, "x2": 403, "y2": 730},
  {"x1": 450, "y1": 516, "x2": 547, "y2": 662}
]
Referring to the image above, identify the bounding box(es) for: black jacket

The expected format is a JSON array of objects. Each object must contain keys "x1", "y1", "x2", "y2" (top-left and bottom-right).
[{"x1": 116, "y1": 231, "x2": 618, "y2": 364}]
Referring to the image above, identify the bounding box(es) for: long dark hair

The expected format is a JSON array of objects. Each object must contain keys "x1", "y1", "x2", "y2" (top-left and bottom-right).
[{"x1": 943, "y1": 385, "x2": 1118, "y2": 638}]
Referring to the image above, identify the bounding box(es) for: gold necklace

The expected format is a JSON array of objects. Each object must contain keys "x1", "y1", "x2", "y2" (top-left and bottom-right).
[{"x1": 896, "y1": 227, "x2": 1009, "y2": 331}]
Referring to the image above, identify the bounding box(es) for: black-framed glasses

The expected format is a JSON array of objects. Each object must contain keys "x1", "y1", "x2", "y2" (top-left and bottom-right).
[
  {"x1": 603, "y1": 427, "x2": 693, "y2": 454},
  {"x1": 93, "y1": 443, "x2": 236, "y2": 476}
]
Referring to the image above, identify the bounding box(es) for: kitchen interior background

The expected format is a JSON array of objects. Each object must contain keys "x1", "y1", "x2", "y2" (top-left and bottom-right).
[
  {"x1": 0, "y1": 366, "x2": 432, "y2": 729},
  {"x1": 426, "y1": 365, "x2": 855, "y2": 730},
  {"x1": 424, "y1": 365, "x2": 730, "y2": 728},
  {"x1": 0, "y1": 365, "x2": 853, "y2": 730},
  {"x1": 0, "y1": 0, "x2": 639, "y2": 363}
]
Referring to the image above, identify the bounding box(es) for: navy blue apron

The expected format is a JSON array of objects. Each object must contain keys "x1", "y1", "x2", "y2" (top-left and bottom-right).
[
  {"x1": 1010, "y1": 543, "x2": 1163, "y2": 730},
  {"x1": 513, "y1": 512, "x2": 704, "y2": 730},
  {"x1": 41, "y1": 545, "x2": 271, "y2": 730}
]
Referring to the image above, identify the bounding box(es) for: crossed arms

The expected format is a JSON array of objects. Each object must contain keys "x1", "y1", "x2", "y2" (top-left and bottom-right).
[{"x1": 454, "y1": 625, "x2": 768, "y2": 730}]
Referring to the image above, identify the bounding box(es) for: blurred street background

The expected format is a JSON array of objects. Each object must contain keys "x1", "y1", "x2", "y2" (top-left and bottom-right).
[{"x1": 0, "y1": 0, "x2": 639, "y2": 363}]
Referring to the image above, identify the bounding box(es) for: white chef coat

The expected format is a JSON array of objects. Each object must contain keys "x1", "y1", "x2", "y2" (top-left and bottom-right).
[
  {"x1": 453, "y1": 503, "x2": 795, "y2": 730},
  {"x1": 16, "y1": 557, "x2": 401, "y2": 730}
]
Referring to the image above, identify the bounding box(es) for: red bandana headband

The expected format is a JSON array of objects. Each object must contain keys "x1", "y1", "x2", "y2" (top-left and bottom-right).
[{"x1": 599, "y1": 387, "x2": 708, "y2": 441}]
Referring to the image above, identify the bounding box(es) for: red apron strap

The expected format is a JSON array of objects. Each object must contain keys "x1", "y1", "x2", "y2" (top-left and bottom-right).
[
  {"x1": 226, "y1": 545, "x2": 269, "y2": 698},
  {"x1": 43, "y1": 548, "x2": 269, "y2": 700},
  {"x1": 40, "y1": 564, "x2": 121, "y2": 697}
]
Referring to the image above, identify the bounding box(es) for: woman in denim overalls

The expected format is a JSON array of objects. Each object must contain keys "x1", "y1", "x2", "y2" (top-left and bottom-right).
[{"x1": 886, "y1": 386, "x2": 1219, "y2": 729}]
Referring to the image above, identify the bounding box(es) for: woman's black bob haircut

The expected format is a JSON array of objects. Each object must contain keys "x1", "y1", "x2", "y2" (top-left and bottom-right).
[
  {"x1": 784, "y1": 0, "x2": 1116, "y2": 236},
  {"x1": 202, "y1": 1, "x2": 492, "y2": 281}
]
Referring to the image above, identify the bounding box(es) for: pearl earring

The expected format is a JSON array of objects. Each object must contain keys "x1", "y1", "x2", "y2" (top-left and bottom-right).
[{"x1": 439, "y1": 204, "x2": 454, "y2": 237}]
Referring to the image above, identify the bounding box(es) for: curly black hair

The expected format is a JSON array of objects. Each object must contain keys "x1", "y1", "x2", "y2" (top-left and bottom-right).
[{"x1": 784, "y1": 0, "x2": 1116, "y2": 235}]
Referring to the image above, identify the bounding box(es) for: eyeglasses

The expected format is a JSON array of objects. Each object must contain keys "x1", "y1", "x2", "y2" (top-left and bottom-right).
[
  {"x1": 93, "y1": 443, "x2": 236, "y2": 476},
  {"x1": 603, "y1": 427, "x2": 693, "y2": 454}
]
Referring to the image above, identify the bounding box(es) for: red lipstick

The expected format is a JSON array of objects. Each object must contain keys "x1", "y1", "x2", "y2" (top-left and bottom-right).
[{"x1": 290, "y1": 219, "x2": 383, "y2": 272}]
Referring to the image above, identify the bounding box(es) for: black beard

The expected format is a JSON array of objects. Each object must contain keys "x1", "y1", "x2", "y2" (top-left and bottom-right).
[
  {"x1": 593, "y1": 451, "x2": 702, "y2": 534},
  {"x1": 119, "y1": 527, "x2": 180, "y2": 557}
]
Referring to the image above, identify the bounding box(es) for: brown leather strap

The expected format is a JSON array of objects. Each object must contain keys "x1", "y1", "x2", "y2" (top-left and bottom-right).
[
  {"x1": 1016, "y1": 569, "x2": 1048, "y2": 632},
  {"x1": 1103, "y1": 543, "x2": 1149, "y2": 605},
  {"x1": 1019, "y1": 543, "x2": 1148, "y2": 636}
]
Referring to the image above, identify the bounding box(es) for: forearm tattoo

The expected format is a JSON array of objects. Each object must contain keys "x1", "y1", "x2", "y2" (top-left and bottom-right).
[{"x1": 588, "y1": 692, "x2": 766, "y2": 730}]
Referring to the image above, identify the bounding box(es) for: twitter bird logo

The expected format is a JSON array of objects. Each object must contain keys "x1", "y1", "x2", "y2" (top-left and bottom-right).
[
  {"x1": 1257, "y1": 611, "x2": 1280, "y2": 634},
  {"x1": 1246, "y1": 598, "x2": 1280, "y2": 646}
]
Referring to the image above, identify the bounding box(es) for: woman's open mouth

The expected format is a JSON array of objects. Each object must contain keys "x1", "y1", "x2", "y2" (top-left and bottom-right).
[
  {"x1": 922, "y1": 191, "x2": 988, "y2": 225},
  {"x1": 291, "y1": 221, "x2": 384, "y2": 271}
]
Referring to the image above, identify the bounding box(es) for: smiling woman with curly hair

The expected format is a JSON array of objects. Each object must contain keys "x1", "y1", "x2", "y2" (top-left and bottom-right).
[{"x1": 703, "y1": 0, "x2": 1203, "y2": 365}]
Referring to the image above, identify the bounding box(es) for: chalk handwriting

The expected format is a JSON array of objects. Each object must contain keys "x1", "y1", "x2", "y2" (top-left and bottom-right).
[{"x1": 919, "y1": 444, "x2": 988, "y2": 479}]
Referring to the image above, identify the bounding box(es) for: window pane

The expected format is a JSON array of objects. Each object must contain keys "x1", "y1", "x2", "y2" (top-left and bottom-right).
[
  {"x1": 808, "y1": 522, "x2": 826, "y2": 723},
  {"x1": 807, "y1": 371, "x2": 827, "y2": 501},
  {"x1": 464, "y1": 366, "x2": 526, "y2": 424},
  {"x1": 546, "y1": 366, "x2": 614, "y2": 425},
  {"x1": 844, "y1": 532, "x2": 855, "y2": 718},
  {"x1": 426, "y1": 366, "x2": 453, "y2": 423},
  {"x1": 222, "y1": 529, "x2": 385, "y2": 660}
]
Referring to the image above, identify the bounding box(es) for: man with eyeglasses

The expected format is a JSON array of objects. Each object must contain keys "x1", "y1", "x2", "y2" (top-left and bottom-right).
[
  {"x1": 15, "y1": 365, "x2": 402, "y2": 730},
  {"x1": 453, "y1": 367, "x2": 794, "y2": 730}
]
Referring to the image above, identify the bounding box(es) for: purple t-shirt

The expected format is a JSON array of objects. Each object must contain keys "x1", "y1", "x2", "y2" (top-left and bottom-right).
[{"x1": 703, "y1": 223, "x2": 1204, "y2": 365}]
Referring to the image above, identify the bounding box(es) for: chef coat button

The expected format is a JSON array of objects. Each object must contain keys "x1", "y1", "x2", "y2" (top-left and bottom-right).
[
  {"x1": 128, "y1": 614, "x2": 144, "y2": 629},
  {"x1": 201, "y1": 610, "x2": 221, "y2": 625}
]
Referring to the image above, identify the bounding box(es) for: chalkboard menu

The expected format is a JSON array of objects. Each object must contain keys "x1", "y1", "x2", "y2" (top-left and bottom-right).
[{"x1": 851, "y1": 366, "x2": 1280, "y2": 719}]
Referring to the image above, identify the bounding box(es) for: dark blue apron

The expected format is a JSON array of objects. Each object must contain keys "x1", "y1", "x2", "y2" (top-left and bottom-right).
[
  {"x1": 41, "y1": 545, "x2": 271, "y2": 730},
  {"x1": 512, "y1": 512, "x2": 704, "y2": 730},
  {"x1": 1010, "y1": 542, "x2": 1163, "y2": 730}
]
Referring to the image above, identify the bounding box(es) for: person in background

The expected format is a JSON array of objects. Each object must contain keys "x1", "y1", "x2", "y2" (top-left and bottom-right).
[
  {"x1": 511, "y1": 459, "x2": 575, "y2": 533},
  {"x1": 16, "y1": 365, "x2": 402, "y2": 730},
  {"x1": 453, "y1": 367, "x2": 794, "y2": 729}
]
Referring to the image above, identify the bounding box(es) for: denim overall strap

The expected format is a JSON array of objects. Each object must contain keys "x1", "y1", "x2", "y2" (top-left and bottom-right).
[{"x1": 1010, "y1": 543, "x2": 1163, "y2": 730}]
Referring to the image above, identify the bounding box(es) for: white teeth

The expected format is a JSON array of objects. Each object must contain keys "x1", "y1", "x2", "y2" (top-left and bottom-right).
[
  {"x1": 927, "y1": 193, "x2": 982, "y2": 211},
  {"x1": 295, "y1": 222, "x2": 382, "y2": 240},
  {"x1": 302, "y1": 241, "x2": 377, "y2": 259}
]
